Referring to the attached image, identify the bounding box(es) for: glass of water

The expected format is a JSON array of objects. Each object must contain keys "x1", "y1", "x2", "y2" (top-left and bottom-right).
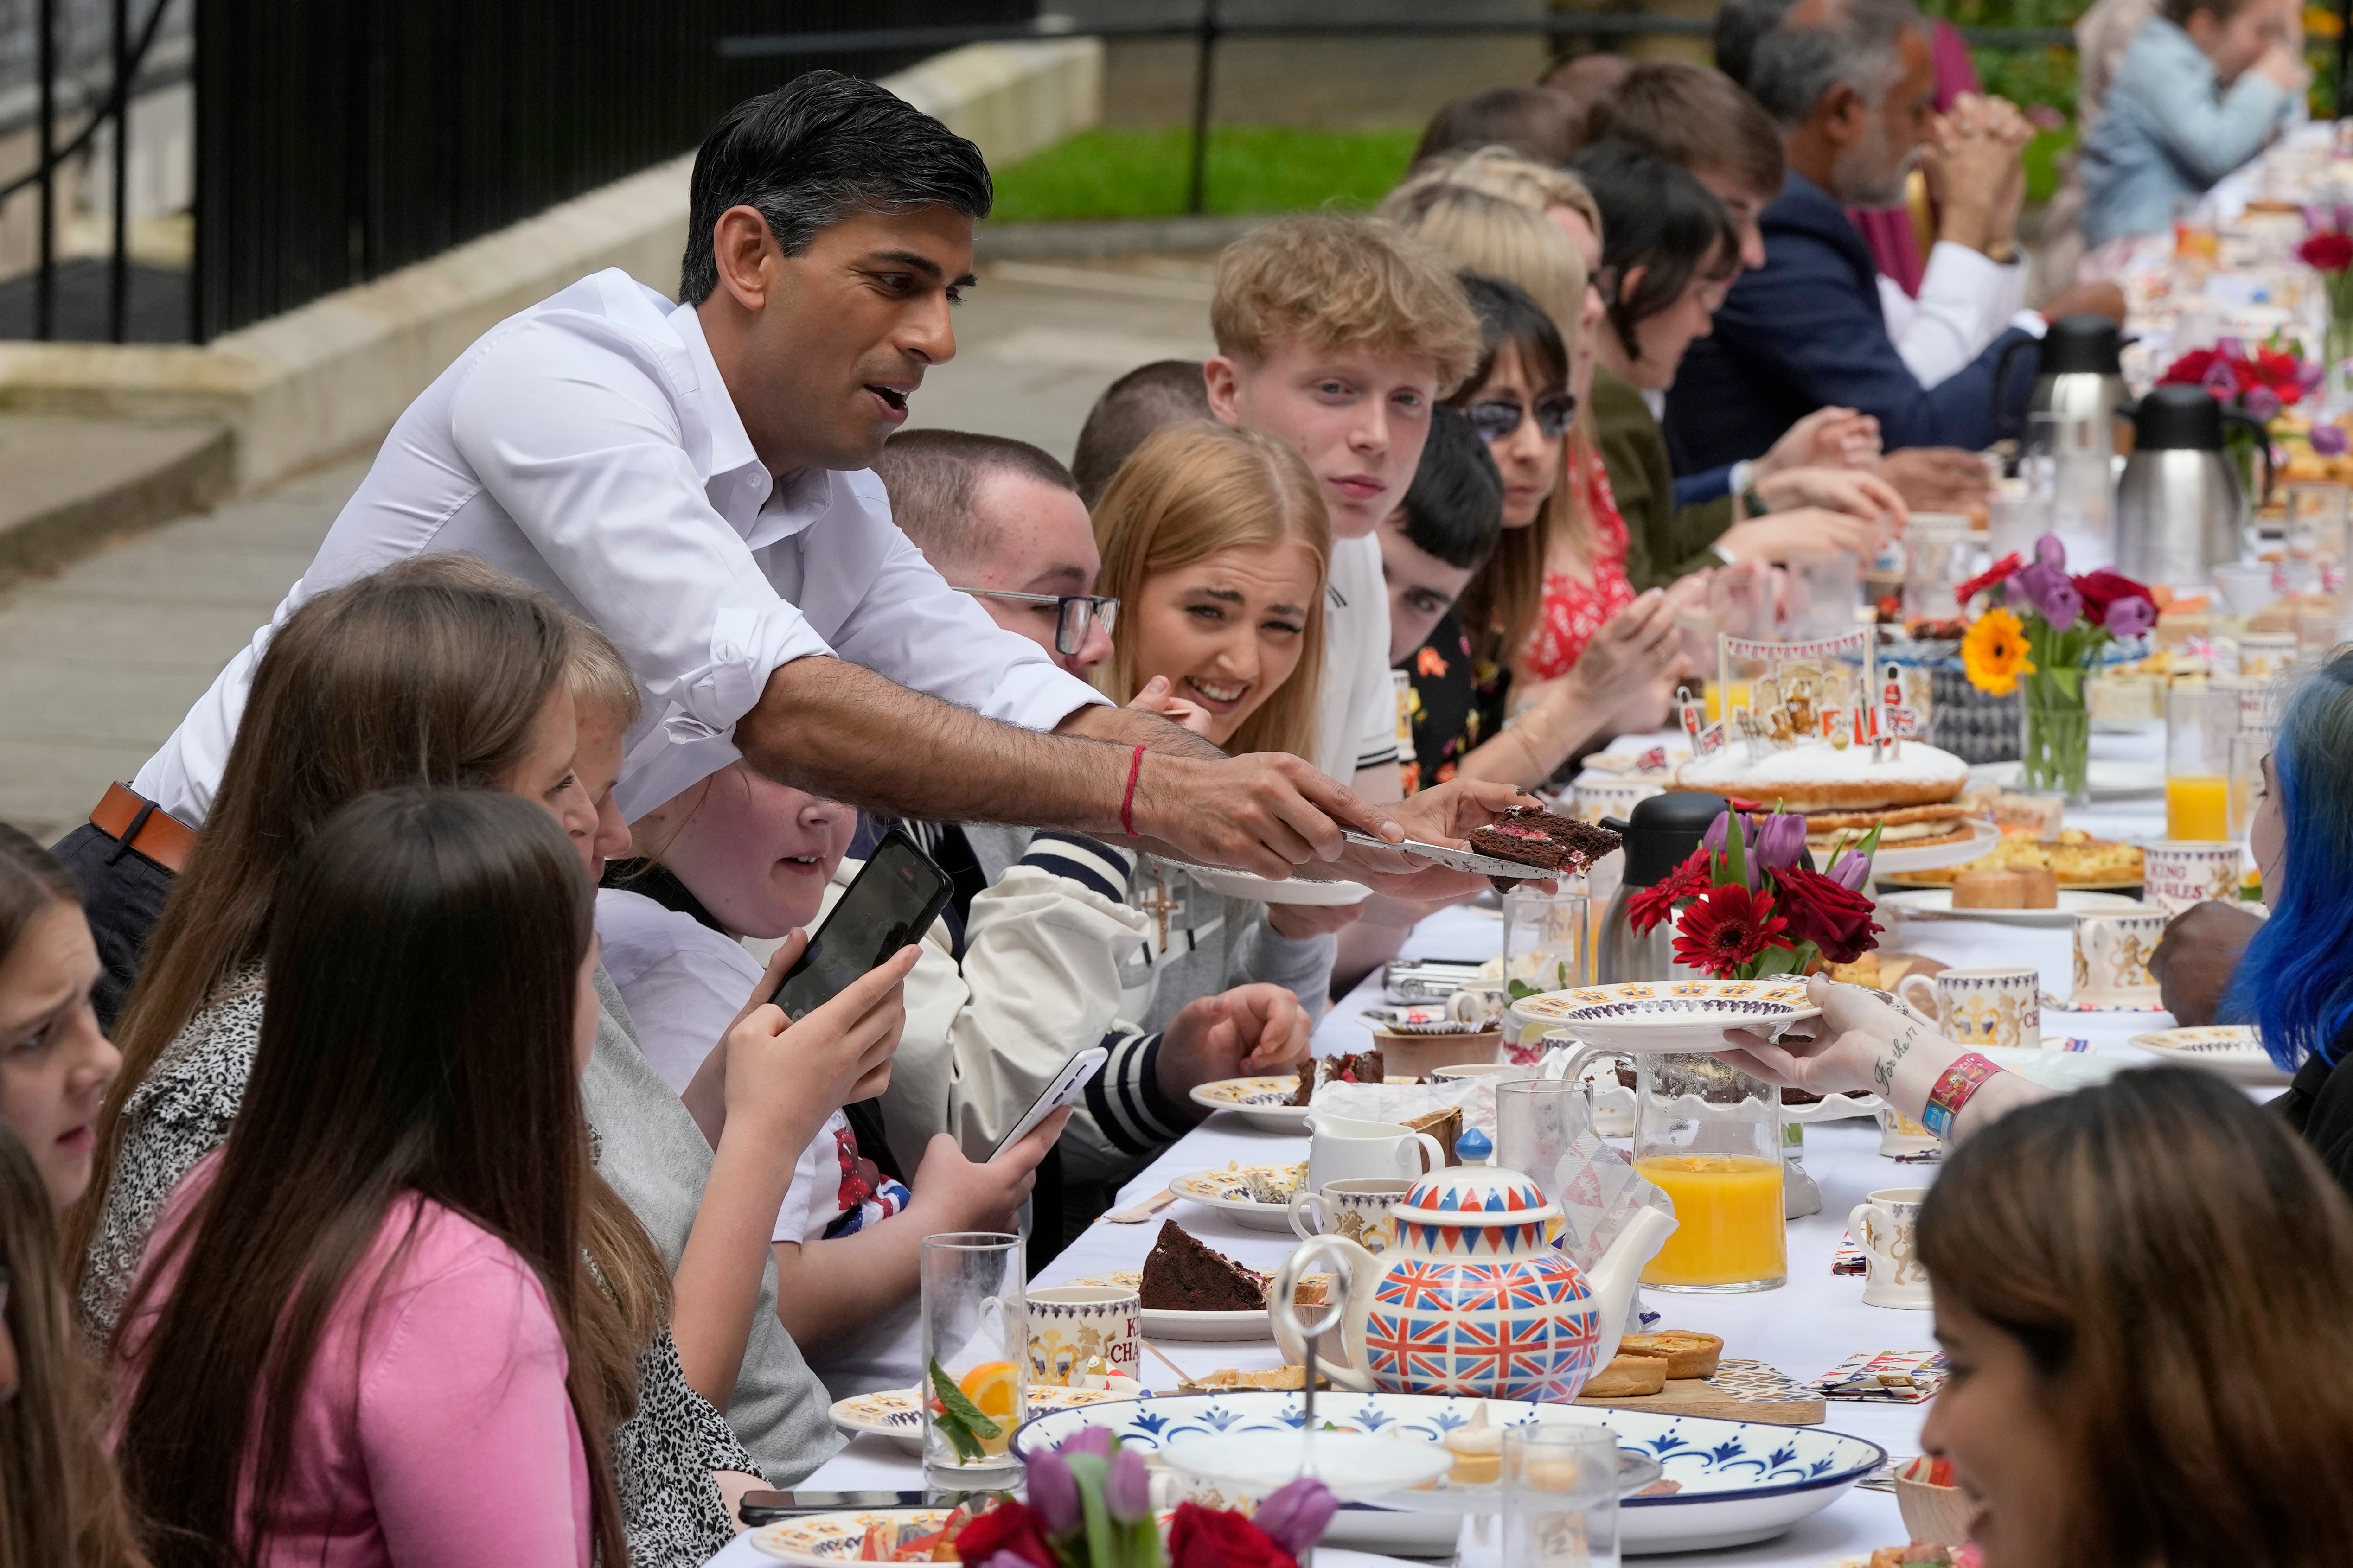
[
  {"x1": 1503, "y1": 1423, "x2": 1625, "y2": 1568},
  {"x1": 921, "y1": 1232, "x2": 1027, "y2": 1484}
]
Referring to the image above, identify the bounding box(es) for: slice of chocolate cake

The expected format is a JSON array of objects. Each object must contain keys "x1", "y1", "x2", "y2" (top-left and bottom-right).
[
  {"x1": 1138, "y1": 1221, "x2": 1268, "y2": 1312},
  {"x1": 1467, "y1": 805, "x2": 1623, "y2": 873},
  {"x1": 1289, "y1": 1049, "x2": 1386, "y2": 1104}
]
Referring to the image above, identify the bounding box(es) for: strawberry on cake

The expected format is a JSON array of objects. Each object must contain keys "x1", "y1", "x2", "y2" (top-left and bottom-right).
[{"x1": 1671, "y1": 740, "x2": 1975, "y2": 854}]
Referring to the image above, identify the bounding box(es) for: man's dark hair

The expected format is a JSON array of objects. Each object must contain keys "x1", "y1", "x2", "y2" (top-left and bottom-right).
[
  {"x1": 1584, "y1": 62, "x2": 1787, "y2": 200},
  {"x1": 1568, "y1": 140, "x2": 1740, "y2": 363},
  {"x1": 1411, "y1": 87, "x2": 1583, "y2": 169},
  {"x1": 873, "y1": 429, "x2": 1076, "y2": 573},
  {"x1": 1071, "y1": 360, "x2": 1211, "y2": 507},
  {"x1": 681, "y1": 70, "x2": 994, "y2": 306},
  {"x1": 1714, "y1": 0, "x2": 1802, "y2": 89},
  {"x1": 1398, "y1": 404, "x2": 1504, "y2": 572}
]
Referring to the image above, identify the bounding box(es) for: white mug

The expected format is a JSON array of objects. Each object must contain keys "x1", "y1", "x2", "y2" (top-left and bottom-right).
[
  {"x1": 1305, "y1": 1115, "x2": 1446, "y2": 1191},
  {"x1": 1875, "y1": 1105, "x2": 1940, "y2": 1158},
  {"x1": 2140, "y1": 842, "x2": 2244, "y2": 914},
  {"x1": 1899, "y1": 965, "x2": 2040, "y2": 1047},
  {"x1": 1289, "y1": 1177, "x2": 1414, "y2": 1254},
  {"x1": 2072, "y1": 910, "x2": 2168, "y2": 1007},
  {"x1": 1571, "y1": 774, "x2": 1662, "y2": 825},
  {"x1": 1848, "y1": 1186, "x2": 1932, "y2": 1309},
  {"x1": 1026, "y1": 1285, "x2": 1141, "y2": 1386}
]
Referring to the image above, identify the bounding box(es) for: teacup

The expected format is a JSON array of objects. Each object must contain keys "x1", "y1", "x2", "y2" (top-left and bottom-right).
[
  {"x1": 1876, "y1": 1105, "x2": 1940, "y2": 1158},
  {"x1": 2237, "y1": 631, "x2": 2299, "y2": 678},
  {"x1": 1446, "y1": 982, "x2": 1510, "y2": 1031},
  {"x1": 1571, "y1": 774, "x2": 1662, "y2": 825},
  {"x1": 1026, "y1": 1285, "x2": 1141, "y2": 1386},
  {"x1": 1848, "y1": 1186, "x2": 1932, "y2": 1309},
  {"x1": 1898, "y1": 965, "x2": 2040, "y2": 1047},
  {"x1": 1426, "y1": 1061, "x2": 1516, "y2": 1084},
  {"x1": 1289, "y1": 1177, "x2": 1414, "y2": 1254},
  {"x1": 2072, "y1": 909, "x2": 2168, "y2": 1007},
  {"x1": 2140, "y1": 842, "x2": 2244, "y2": 914},
  {"x1": 1306, "y1": 1115, "x2": 1447, "y2": 1190}
]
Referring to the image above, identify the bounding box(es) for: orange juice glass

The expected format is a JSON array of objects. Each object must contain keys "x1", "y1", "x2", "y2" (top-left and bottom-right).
[
  {"x1": 2165, "y1": 775, "x2": 2231, "y2": 841},
  {"x1": 1630, "y1": 1053, "x2": 1787, "y2": 1292},
  {"x1": 2166, "y1": 686, "x2": 2239, "y2": 843}
]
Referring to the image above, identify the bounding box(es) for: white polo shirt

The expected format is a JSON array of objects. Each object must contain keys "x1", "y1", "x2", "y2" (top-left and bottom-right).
[
  {"x1": 132, "y1": 268, "x2": 1107, "y2": 825},
  {"x1": 1315, "y1": 534, "x2": 1402, "y2": 783}
]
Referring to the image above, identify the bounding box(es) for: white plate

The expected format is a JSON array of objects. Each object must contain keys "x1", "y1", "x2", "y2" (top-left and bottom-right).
[
  {"x1": 1974, "y1": 1045, "x2": 2132, "y2": 1092},
  {"x1": 1878, "y1": 887, "x2": 2143, "y2": 925},
  {"x1": 1186, "y1": 865, "x2": 1375, "y2": 906},
  {"x1": 1072, "y1": 1270, "x2": 1279, "y2": 1342},
  {"x1": 1169, "y1": 1164, "x2": 1306, "y2": 1230},
  {"x1": 1513, "y1": 980, "x2": 1821, "y2": 1054},
  {"x1": 1164, "y1": 1428, "x2": 1455, "y2": 1499},
  {"x1": 751, "y1": 1507, "x2": 962, "y2": 1563},
  {"x1": 826, "y1": 1380, "x2": 1143, "y2": 1455},
  {"x1": 2128, "y1": 1025, "x2": 2291, "y2": 1086},
  {"x1": 1013, "y1": 1392, "x2": 1886, "y2": 1556},
  {"x1": 1867, "y1": 818, "x2": 2002, "y2": 875},
  {"x1": 1188, "y1": 1075, "x2": 1311, "y2": 1130},
  {"x1": 1970, "y1": 759, "x2": 2166, "y2": 797}
]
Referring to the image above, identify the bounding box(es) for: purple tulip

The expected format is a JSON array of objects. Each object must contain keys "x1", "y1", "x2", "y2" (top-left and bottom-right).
[
  {"x1": 1104, "y1": 1445, "x2": 1153, "y2": 1524},
  {"x1": 1254, "y1": 1478, "x2": 1340, "y2": 1555},
  {"x1": 2034, "y1": 533, "x2": 2067, "y2": 570},
  {"x1": 1060, "y1": 1425, "x2": 1116, "y2": 1461},
  {"x1": 2300, "y1": 357, "x2": 2327, "y2": 392},
  {"x1": 2217, "y1": 335, "x2": 2245, "y2": 358},
  {"x1": 980, "y1": 1552, "x2": 1041, "y2": 1568},
  {"x1": 1025, "y1": 1448, "x2": 1082, "y2": 1534},
  {"x1": 2104, "y1": 594, "x2": 2157, "y2": 638},
  {"x1": 1702, "y1": 810, "x2": 1731, "y2": 856},
  {"x1": 2243, "y1": 383, "x2": 2283, "y2": 423},
  {"x1": 2203, "y1": 359, "x2": 2242, "y2": 398},
  {"x1": 1756, "y1": 811, "x2": 1806, "y2": 871},
  {"x1": 1828, "y1": 847, "x2": 1872, "y2": 892},
  {"x1": 2314, "y1": 423, "x2": 2350, "y2": 457},
  {"x1": 2014, "y1": 559, "x2": 2081, "y2": 630}
]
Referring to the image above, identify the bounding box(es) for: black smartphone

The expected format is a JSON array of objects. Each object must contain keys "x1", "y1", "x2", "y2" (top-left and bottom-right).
[
  {"x1": 739, "y1": 1489, "x2": 930, "y2": 1526},
  {"x1": 769, "y1": 829, "x2": 953, "y2": 1021}
]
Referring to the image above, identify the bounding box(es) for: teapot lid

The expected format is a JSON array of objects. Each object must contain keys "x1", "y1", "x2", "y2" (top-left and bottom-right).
[
  {"x1": 1397, "y1": 1166, "x2": 1561, "y2": 1223},
  {"x1": 2038, "y1": 312, "x2": 2124, "y2": 376},
  {"x1": 2133, "y1": 383, "x2": 2226, "y2": 450}
]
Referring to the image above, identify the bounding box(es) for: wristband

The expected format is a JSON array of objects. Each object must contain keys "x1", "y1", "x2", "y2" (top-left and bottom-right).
[
  {"x1": 1119, "y1": 744, "x2": 1146, "y2": 838},
  {"x1": 1921, "y1": 1052, "x2": 2004, "y2": 1140}
]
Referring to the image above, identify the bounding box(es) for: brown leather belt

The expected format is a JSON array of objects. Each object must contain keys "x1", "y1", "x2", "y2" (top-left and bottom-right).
[{"x1": 89, "y1": 782, "x2": 198, "y2": 875}]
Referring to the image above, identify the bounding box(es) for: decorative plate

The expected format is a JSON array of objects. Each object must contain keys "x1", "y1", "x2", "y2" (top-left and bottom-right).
[
  {"x1": 1867, "y1": 818, "x2": 2003, "y2": 876},
  {"x1": 1971, "y1": 759, "x2": 2166, "y2": 797},
  {"x1": 1012, "y1": 1392, "x2": 1886, "y2": 1556},
  {"x1": 1188, "y1": 1076, "x2": 1311, "y2": 1131},
  {"x1": 1183, "y1": 864, "x2": 1375, "y2": 906},
  {"x1": 1513, "y1": 980, "x2": 1821, "y2": 1054},
  {"x1": 1169, "y1": 1163, "x2": 1308, "y2": 1231},
  {"x1": 750, "y1": 1508, "x2": 963, "y2": 1564},
  {"x1": 1072, "y1": 1270, "x2": 1285, "y2": 1343},
  {"x1": 827, "y1": 1380, "x2": 1142, "y2": 1455},
  {"x1": 1877, "y1": 887, "x2": 2143, "y2": 926},
  {"x1": 2129, "y1": 1025, "x2": 2290, "y2": 1086}
]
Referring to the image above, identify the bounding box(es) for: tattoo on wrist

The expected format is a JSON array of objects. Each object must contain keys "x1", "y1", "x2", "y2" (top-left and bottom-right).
[{"x1": 1874, "y1": 1025, "x2": 1919, "y2": 1091}]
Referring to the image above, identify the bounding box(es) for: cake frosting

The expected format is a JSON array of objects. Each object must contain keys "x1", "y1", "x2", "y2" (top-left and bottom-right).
[{"x1": 1673, "y1": 739, "x2": 1969, "y2": 809}]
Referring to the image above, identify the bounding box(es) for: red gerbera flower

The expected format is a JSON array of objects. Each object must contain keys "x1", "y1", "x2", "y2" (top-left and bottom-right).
[
  {"x1": 1670, "y1": 883, "x2": 1791, "y2": 977},
  {"x1": 2160, "y1": 347, "x2": 2220, "y2": 387},
  {"x1": 1953, "y1": 552, "x2": 2022, "y2": 607},
  {"x1": 1625, "y1": 848, "x2": 1714, "y2": 936}
]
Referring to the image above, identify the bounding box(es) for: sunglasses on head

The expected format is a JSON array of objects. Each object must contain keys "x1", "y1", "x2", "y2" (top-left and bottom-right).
[{"x1": 1464, "y1": 392, "x2": 1577, "y2": 444}]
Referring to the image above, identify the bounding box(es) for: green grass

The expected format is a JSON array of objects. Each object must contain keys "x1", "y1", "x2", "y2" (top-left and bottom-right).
[
  {"x1": 2022, "y1": 125, "x2": 2074, "y2": 207},
  {"x1": 987, "y1": 126, "x2": 1423, "y2": 224}
]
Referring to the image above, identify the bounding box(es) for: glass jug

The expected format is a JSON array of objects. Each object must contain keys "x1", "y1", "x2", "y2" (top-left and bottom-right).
[{"x1": 1559, "y1": 1046, "x2": 1786, "y2": 1293}]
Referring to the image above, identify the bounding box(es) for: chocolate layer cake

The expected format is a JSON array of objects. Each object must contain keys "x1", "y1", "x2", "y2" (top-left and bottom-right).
[
  {"x1": 1468, "y1": 806, "x2": 1623, "y2": 873},
  {"x1": 1290, "y1": 1048, "x2": 1386, "y2": 1105},
  {"x1": 1138, "y1": 1221, "x2": 1266, "y2": 1312}
]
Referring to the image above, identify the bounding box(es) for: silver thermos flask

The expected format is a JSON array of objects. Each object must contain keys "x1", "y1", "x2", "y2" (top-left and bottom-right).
[{"x1": 1596, "y1": 790, "x2": 1730, "y2": 983}]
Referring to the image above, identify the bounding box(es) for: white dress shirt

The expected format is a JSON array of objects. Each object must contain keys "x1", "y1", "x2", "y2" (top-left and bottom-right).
[
  {"x1": 133, "y1": 268, "x2": 1107, "y2": 825},
  {"x1": 1875, "y1": 241, "x2": 2039, "y2": 389}
]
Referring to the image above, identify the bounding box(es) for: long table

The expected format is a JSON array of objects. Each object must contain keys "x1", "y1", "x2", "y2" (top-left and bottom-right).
[{"x1": 724, "y1": 721, "x2": 2207, "y2": 1568}]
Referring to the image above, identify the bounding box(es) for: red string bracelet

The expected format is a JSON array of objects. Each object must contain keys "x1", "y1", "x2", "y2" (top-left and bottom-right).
[{"x1": 1119, "y1": 744, "x2": 1146, "y2": 837}]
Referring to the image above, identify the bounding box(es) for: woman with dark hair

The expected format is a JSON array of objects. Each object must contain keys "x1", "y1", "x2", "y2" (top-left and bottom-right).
[
  {"x1": 1569, "y1": 140, "x2": 1904, "y2": 590},
  {"x1": 0, "y1": 1121, "x2": 147, "y2": 1568},
  {"x1": 0, "y1": 825, "x2": 121, "y2": 1213},
  {"x1": 113, "y1": 790, "x2": 635, "y2": 1566},
  {"x1": 1917, "y1": 1067, "x2": 2353, "y2": 1566}
]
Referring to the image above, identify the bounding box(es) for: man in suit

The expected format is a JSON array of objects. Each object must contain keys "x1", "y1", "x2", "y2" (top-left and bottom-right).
[{"x1": 1665, "y1": 0, "x2": 2122, "y2": 472}]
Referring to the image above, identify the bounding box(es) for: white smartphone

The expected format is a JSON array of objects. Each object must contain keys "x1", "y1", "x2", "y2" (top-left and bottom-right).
[{"x1": 992, "y1": 1048, "x2": 1108, "y2": 1159}]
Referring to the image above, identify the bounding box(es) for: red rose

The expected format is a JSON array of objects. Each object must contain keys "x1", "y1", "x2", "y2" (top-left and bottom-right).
[
  {"x1": 2071, "y1": 567, "x2": 2153, "y2": 623},
  {"x1": 2160, "y1": 348, "x2": 2219, "y2": 386},
  {"x1": 956, "y1": 1503, "x2": 1061, "y2": 1568},
  {"x1": 2301, "y1": 231, "x2": 2353, "y2": 272},
  {"x1": 1167, "y1": 1504, "x2": 1298, "y2": 1568},
  {"x1": 1771, "y1": 864, "x2": 1883, "y2": 964}
]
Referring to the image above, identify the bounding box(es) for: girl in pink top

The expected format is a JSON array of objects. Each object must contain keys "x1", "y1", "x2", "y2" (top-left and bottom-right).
[{"x1": 112, "y1": 790, "x2": 640, "y2": 1568}]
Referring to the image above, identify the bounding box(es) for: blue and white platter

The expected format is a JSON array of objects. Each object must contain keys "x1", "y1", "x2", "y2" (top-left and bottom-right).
[{"x1": 1013, "y1": 1391, "x2": 1886, "y2": 1556}]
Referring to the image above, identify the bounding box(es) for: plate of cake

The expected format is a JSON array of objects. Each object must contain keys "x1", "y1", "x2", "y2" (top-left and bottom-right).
[
  {"x1": 1168, "y1": 1160, "x2": 1308, "y2": 1230},
  {"x1": 1080, "y1": 1221, "x2": 1325, "y2": 1340},
  {"x1": 1671, "y1": 739, "x2": 1995, "y2": 872},
  {"x1": 1878, "y1": 886, "x2": 2142, "y2": 926},
  {"x1": 1187, "y1": 1052, "x2": 1404, "y2": 1131},
  {"x1": 1876, "y1": 828, "x2": 2144, "y2": 892}
]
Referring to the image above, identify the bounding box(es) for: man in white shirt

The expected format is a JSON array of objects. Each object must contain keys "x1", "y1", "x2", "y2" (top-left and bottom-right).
[{"x1": 60, "y1": 72, "x2": 1510, "y2": 1020}]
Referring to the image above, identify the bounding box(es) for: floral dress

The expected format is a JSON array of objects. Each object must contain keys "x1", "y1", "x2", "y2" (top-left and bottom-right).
[
  {"x1": 1522, "y1": 447, "x2": 1637, "y2": 683},
  {"x1": 1398, "y1": 609, "x2": 1510, "y2": 793}
]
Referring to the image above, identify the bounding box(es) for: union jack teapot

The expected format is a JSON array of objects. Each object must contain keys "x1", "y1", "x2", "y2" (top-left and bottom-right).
[{"x1": 1271, "y1": 1166, "x2": 1675, "y2": 1402}]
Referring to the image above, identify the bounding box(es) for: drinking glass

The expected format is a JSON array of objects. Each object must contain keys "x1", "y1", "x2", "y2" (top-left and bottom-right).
[
  {"x1": 1502, "y1": 1424, "x2": 1624, "y2": 1568},
  {"x1": 2228, "y1": 725, "x2": 2273, "y2": 840},
  {"x1": 920, "y1": 1233, "x2": 1027, "y2": 1483},
  {"x1": 1496, "y1": 1079, "x2": 1592, "y2": 1212},
  {"x1": 1631, "y1": 1053, "x2": 1785, "y2": 1292},
  {"x1": 1503, "y1": 884, "x2": 1592, "y2": 997},
  {"x1": 1901, "y1": 514, "x2": 1975, "y2": 624},
  {"x1": 1782, "y1": 549, "x2": 1861, "y2": 639},
  {"x1": 2166, "y1": 685, "x2": 2237, "y2": 841},
  {"x1": 2282, "y1": 484, "x2": 2349, "y2": 595}
]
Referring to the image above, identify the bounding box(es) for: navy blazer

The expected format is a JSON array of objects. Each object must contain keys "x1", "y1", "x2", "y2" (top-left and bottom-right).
[{"x1": 1663, "y1": 172, "x2": 2036, "y2": 474}]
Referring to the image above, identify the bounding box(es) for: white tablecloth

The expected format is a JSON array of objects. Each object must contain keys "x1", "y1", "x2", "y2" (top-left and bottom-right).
[{"x1": 714, "y1": 723, "x2": 2202, "y2": 1568}]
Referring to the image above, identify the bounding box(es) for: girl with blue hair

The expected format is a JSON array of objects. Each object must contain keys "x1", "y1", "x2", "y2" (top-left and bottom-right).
[{"x1": 1711, "y1": 647, "x2": 2353, "y2": 1191}]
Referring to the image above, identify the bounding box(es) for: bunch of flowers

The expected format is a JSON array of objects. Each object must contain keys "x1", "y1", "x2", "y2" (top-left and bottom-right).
[
  {"x1": 1957, "y1": 535, "x2": 2156, "y2": 700},
  {"x1": 957, "y1": 1428, "x2": 1337, "y2": 1568},
  {"x1": 2158, "y1": 337, "x2": 2321, "y2": 426},
  {"x1": 1624, "y1": 808, "x2": 1883, "y2": 978}
]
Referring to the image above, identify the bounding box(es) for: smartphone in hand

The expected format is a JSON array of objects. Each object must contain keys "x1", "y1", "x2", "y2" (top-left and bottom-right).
[
  {"x1": 991, "y1": 1048, "x2": 1107, "y2": 1159},
  {"x1": 770, "y1": 829, "x2": 953, "y2": 1021}
]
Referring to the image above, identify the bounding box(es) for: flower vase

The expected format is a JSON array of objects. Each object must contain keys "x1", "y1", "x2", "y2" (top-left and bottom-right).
[
  {"x1": 2019, "y1": 685, "x2": 2091, "y2": 800},
  {"x1": 2329, "y1": 306, "x2": 2353, "y2": 413}
]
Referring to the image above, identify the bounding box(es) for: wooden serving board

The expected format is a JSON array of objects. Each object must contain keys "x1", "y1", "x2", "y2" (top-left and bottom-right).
[{"x1": 1574, "y1": 1358, "x2": 1826, "y2": 1426}]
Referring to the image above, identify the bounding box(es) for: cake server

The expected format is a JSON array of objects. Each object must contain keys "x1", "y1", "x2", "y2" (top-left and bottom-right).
[{"x1": 1339, "y1": 830, "x2": 1550, "y2": 879}]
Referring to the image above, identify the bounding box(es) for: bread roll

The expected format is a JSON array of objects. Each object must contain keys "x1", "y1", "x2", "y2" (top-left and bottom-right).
[{"x1": 1951, "y1": 867, "x2": 2024, "y2": 908}]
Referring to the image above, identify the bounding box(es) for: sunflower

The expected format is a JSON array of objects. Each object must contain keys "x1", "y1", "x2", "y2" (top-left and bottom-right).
[{"x1": 1963, "y1": 607, "x2": 2037, "y2": 696}]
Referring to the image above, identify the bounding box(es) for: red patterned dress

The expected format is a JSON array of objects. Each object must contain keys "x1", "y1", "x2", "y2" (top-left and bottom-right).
[{"x1": 1520, "y1": 445, "x2": 1637, "y2": 682}]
